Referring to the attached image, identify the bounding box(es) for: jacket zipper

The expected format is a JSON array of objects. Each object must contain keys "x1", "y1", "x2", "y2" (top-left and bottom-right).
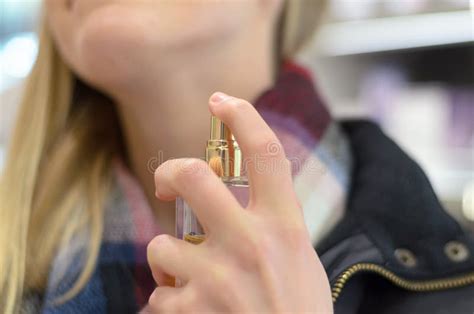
[{"x1": 331, "y1": 262, "x2": 474, "y2": 303}]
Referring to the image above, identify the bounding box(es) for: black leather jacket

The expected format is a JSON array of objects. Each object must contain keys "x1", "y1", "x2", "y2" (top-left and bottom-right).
[{"x1": 318, "y1": 120, "x2": 474, "y2": 313}]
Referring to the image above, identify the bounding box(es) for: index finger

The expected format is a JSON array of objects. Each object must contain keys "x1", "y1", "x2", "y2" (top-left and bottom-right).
[{"x1": 208, "y1": 92, "x2": 295, "y2": 208}]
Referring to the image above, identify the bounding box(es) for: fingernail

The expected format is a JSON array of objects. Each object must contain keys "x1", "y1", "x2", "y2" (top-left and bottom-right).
[{"x1": 210, "y1": 92, "x2": 231, "y2": 104}]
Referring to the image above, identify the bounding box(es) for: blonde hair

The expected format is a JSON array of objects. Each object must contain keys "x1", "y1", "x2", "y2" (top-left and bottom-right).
[
  {"x1": 0, "y1": 1, "x2": 326, "y2": 312},
  {"x1": 279, "y1": 0, "x2": 327, "y2": 59}
]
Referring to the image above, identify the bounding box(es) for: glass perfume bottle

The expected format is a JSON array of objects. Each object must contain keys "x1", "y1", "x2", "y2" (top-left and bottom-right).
[{"x1": 176, "y1": 116, "x2": 249, "y2": 245}]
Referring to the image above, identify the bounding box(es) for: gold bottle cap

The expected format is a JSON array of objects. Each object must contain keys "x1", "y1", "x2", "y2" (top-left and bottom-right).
[{"x1": 206, "y1": 116, "x2": 243, "y2": 178}]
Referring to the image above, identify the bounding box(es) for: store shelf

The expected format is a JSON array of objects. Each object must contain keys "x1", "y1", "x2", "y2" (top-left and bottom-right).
[{"x1": 315, "y1": 10, "x2": 473, "y2": 56}]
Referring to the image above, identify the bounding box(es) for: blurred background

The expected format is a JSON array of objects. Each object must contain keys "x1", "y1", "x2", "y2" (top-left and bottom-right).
[{"x1": 0, "y1": 0, "x2": 473, "y2": 230}]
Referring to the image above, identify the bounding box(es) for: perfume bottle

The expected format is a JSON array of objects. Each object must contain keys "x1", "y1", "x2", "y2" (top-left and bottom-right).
[{"x1": 176, "y1": 116, "x2": 249, "y2": 245}]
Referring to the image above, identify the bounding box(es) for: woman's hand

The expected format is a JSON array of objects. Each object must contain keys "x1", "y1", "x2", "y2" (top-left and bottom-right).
[{"x1": 147, "y1": 92, "x2": 333, "y2": 313}]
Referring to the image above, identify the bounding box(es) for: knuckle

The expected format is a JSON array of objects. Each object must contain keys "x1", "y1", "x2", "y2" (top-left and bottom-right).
[
  {"x1": 148, "y1": 289, "x2": 172, "y2": 311},
  {"x1": 206, "y1": 263, "x2": 230, "y2": 286},
  {"x1": 148, "y1": 290, "x2": 159, "y2": 309},
  {"x1": 277, "y1": 223, "x2": 310, "y2": 251},
  {"x1": 154, "y1": 159, "x2": 173, "y2": 180},
  {"x1": 234, "y1": 229, "x2": 271, "y2": 271},
  {"x1": 207, "y1": 265, "x2": 240, "y2": 299},
  {"x1": 236, "y1": 220, "x2": 308, "y2": 269},
  {"x1": 275, "y1": 157, "x2": 291, "y2": 177},
  {"x1": 254, "y1": 136, "x2": 284, "y2": 157},
  {"x1": 175, "y1": 158, "x2": 209, "y2": 183},
  {"x1": 279, "y1": 158, "x2": 293, "y2": 176},
  {"x1": 153, "y1": 162, "x2": 163, "y2": 180},
  {"x1": 149, "y1": 234, "x2": 172, "y2": 249},
  {"x1": 283, "y1": 157, "x2": 292, "y2": 169},
  {"x1": 249, "y1": 137, "x2": 286, "y2": 175},
  {"x1": 147, "y1": 235, "x2": 172, "y2": 260}
]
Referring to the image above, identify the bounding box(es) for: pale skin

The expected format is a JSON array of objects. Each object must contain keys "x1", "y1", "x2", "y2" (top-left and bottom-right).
[{"x1": 46, "y1": 0, "x2": 333, "y2": 312}]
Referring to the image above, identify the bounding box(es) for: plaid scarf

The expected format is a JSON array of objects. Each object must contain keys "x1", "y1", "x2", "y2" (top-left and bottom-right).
[{"x1": 32, "y1": 61, "x2": 352, "y2": 313}]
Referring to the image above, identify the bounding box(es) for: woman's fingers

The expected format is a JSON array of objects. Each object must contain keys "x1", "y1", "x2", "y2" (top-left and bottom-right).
[
  {"x1": 148, "y1": 286, "x2": 182, "y2": 313},
  {"x1": 147, "y1": 234, "x2": 205, "y2": 285},
  {"x1": 154, "y1": 158, "x2": 244, "y2": 234},
  {"x1": 208, "y1": 92, "x2": 295, "y2": 207}
]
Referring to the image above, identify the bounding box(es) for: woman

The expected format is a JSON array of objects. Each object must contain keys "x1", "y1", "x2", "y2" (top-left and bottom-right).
[{"x1": 1, "y1": 0, "x2": 473, "y2": 313}]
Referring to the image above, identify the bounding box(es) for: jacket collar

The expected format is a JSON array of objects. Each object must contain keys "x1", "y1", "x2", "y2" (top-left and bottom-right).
[{"x1": 319, "y1": 120, "x2": 474, "y2": 280}]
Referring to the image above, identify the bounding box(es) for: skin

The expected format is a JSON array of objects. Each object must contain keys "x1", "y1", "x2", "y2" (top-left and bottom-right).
[{"x1": 46, "y1": 0, "x2": 333, "y2": 312}]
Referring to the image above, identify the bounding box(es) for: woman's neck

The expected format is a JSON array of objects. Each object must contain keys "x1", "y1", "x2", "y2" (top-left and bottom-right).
[{"x1": 112, "y1": 31, "x2": 276, "y2": 235}]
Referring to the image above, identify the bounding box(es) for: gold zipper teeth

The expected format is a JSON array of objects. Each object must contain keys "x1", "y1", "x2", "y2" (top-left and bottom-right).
[{"x1": 331, "y1": 263, "x2": 474, "y2": 303}]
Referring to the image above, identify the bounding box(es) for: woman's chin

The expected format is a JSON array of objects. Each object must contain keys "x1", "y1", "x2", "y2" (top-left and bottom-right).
[
  {"x1": 68, "y1": 3, "x2": 242, "y2": 95},
  {"x1": 73, "y1": 5, "x2": 160, "y2": 92}
]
